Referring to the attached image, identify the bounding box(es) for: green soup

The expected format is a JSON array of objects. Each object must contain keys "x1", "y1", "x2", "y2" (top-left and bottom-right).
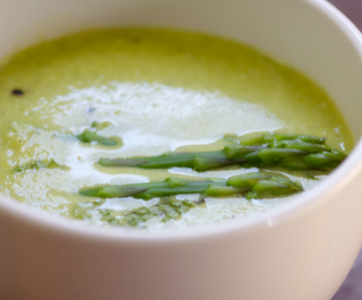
[{"x1": 0, "y1": 28, "x2": 353, "y2": 229}]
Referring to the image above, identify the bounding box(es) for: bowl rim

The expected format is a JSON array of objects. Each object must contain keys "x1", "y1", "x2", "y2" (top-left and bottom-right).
[{"x1": 0, "y1": 0, "x2": 362, "y2": 243}]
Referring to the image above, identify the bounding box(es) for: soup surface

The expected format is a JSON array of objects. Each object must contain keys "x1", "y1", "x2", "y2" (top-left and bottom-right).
[{"x1": 0, "y1": 28, "x2": 353, "y2": 229}]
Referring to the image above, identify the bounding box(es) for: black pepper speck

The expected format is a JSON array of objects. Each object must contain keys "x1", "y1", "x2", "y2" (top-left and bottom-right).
[{"x1": 11, "y1": 89, "x2": 24, "y2": 96}]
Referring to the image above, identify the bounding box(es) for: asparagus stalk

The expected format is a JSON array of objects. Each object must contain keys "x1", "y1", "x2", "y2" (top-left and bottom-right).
[
  {"x1": 79, "y1": 172, "x2": 303, "y2": 200},
  {"x1": 76, "y1": 129, "x2": 117, "y2": 146},
  {"x1": 98, "y1": 150, "x2": 244, "y2": 172},
  {"x1": 98, "y1": 134, "x2": 346, "y2": 172},
  {"x1": 237, "y1": 134, "x2": 326, "y2": 146},
  {"x1": 78, "y1": 172, "x2": 303, "y2": 227}
]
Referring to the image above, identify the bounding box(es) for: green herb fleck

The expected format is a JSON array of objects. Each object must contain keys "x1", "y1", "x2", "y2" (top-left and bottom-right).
[
  {"x1": 100, "y1": 197, "x2": 197, "y2": 227},
  {"x1": 13, "y1": 159, "x2": 67, "y2": 174}
]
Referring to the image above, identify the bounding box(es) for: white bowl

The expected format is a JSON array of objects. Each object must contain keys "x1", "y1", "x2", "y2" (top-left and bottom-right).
[{"x1": 1, "y1": 0, "x2": 362, "y2": 299}]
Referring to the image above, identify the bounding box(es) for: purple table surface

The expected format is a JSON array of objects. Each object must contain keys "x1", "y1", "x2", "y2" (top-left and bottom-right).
[{"x1": 327, "y1": 1, "x2": 362, "y2": 299}]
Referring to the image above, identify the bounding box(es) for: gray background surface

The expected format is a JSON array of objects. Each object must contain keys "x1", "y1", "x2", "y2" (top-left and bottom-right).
[{"x1": 328, "y1": 1, "x2": 362, "y2": 299}]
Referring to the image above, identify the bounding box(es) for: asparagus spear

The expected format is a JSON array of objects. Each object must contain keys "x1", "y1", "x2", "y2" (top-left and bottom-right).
[
  {"x1": 212, "y1": 172, "x2": 302, "y2": 199},
  {"x1": 76, "y1": 129, "x2": 117, "y2": 146},
  {"x1": 79, "y1": 172, "x2": 303, "y2": 200},
  {"x1": 78, "y1": 172, "x2": 302, "y2": 227},
  {"x1": 79, "y1": 173, "x2": 303, "y2": 227},
  {"x1": 98, "y1": 150, "x2": 244, "y2": 172},
  {"x1": 98, "y1": 134, "x2": 346, "y2": 172},
  {"x1": 237, "y1": 134, "x2": 326, "y2": 146}
]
